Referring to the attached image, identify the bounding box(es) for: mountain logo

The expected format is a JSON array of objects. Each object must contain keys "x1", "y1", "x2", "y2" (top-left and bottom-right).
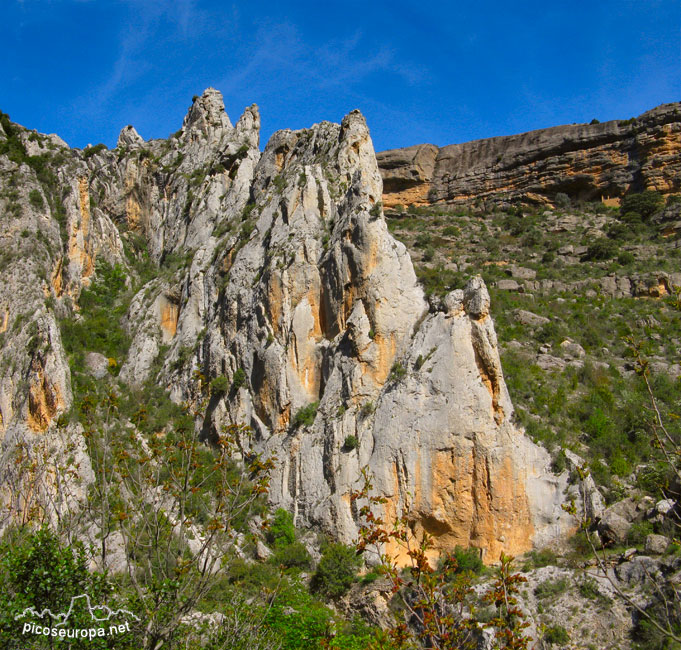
[
  {"x1": 15, "y1": 593, "x2": 140, "y2": 627},
  {"x1": 16, "y1": 594, "x2": 139, "y2": 641}
]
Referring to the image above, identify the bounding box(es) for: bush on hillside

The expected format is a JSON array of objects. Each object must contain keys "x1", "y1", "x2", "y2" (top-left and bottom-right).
[
  {"x1": 311, "y1": 543, "x2": 361, "y2": 599},
  {"x1": 620, "y1": 190, "x2": 664, "y2": 221},
  {"x1": 267, "y1": 508, "x2": 296, "y2": 548}
]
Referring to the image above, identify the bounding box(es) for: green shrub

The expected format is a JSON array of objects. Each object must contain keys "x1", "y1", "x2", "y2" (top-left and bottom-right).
[
  {"x1": 59, "y1": 262, "x2": 130, "y2": 366},
  {"x1": 83, "y1": 143, "x2": 107, "y2": 159},
  {"x1": 343, "y1": 435, "x2": 359, "y2": 451},
  {"x1": 293, "y1": 401, "x2": 319, "y2": 427},
  {"x1": 265, "y1": 585, "x2": 334, "y2": 650},
  {"x1": 578, "y1": 576, "x2": 612, "y2": 604},
  {"x1": 267, "y1": 508, "x2": 296, "y2": 548},
  {"x1": 414, "y1": 233, "x2": 432, "y2": 248},
  {"x1": 543, "y1": 625, "x2": 570, "y2": 645},
  {"x1": 554, "y1": 192, "x2": 571, "y2": 209},
  {"x1": 627, "y1": 521, "x2": 654, "y2": 546},
  {"x1": 210, "y1": 375, "x2": 230, "y2": 395},
  {"x1": 620, "y1": 190, "x2": 664, "y2": 220},
  {"x1": 589, "y1": 459, "x2": 612, "y2": 488},
  {"x1": 231, "y1": 367, "x2": 246, "y2": 391},
  {"x1": 617, "y1": 251, "x2": 636, "y2": 265},
  {"x1": 311, "y1": 543, "x2": 362, "y2": 599},
  {"x1": 389, "y1": 362, "x2": 407, "y2": 382},
  {"x1": 240, "y1": 220, "x2": 255, "y2": 239},
  {"x1": 522, "y1": 548, "x2": 557, "y2": 571},
  {"x1": 451, "y1": 546, "x2": 484, "y2": 575},
  {"x1": 534, "y1": 577, "x2": 569, "y2": 599},
  {"x1": 610, "y1": 453, "x2": 631, "y2": 477},
  {"x1": 416, "y1": 265, "x2": 466, "y2": 297},
  {"x1": 0, "y1": 528, "x2": 113, "y2": 650},
  {"x1": 360, "y1": 401, "x2": 375, "y2": 417},
  {"x1": 273, "y1": 174, "x2": 286, "y2": 193},
  {"x1": 443, "y1": 225, "x2": 460, "y2": 237},
  {"x1": 360, "y1": 570, "x2": 380, "y2": 584},
  {"x1": 536, "y1": 320, "x2": 567, "y2": 345},
  {"x1": 225, "y1": 556, "x2": 281, "y2": 594},
  {"x1": 585, "y1": 238, "x2": 617, "y2": 261},
  {"x1": 522, "y1": 228, "x2": 542, "y2": 247},
  {"x1": 28, "y1": 189, "x2": 44, "y2": 210},
  {"x1": 271, "y1": 541, "x2": 312, "y2": 570},
  {"x1": 369, "y1": 201, "x2": 382, "y2": 218}
]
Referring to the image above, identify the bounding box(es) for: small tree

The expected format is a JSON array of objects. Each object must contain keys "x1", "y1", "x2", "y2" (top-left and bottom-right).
[
  {"x1": 311, "y1": 542, "x2": 361, "y2": 599},
  {"x1": 620, "y1": 190, "x2": 664, "y2": 221}
]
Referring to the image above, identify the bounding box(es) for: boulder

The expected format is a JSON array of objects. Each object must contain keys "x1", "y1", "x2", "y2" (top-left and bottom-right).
[
  {"x1": 514, "y1": 309, "x2": 550, "y2": 327},
  {"x1": 598, "y1": 511, "x2": 632, "y2": 546},
  {"x1": 615, "y1": 556, "x2": 659, "y2": 585},
  {"x1": 560, "y1": 340, "x2": 586, "y2": 359},
  {"x1": 563, "y1": 449, "x2": 605, "y2": 522},
  {"x1": 497, "y1": 279, "x2": 520, "y2": 291},
  {"x1": 536, "y1": 354, "x2": 566, "y2": 371},
  {"x1": 85, "y1": 352, "x2": 110, "y2": 379},
  {"x1": 508, "y1": 265, "x2": 537, "y2": 280},
  {"x1": 645, "y1": 534, "x2": 670, "y2": 555},
  {"x1": 255, "y1": 540, "x2": 272, "y2": 560}
]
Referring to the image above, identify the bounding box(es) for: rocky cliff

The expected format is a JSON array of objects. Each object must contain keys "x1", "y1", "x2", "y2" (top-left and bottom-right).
[
  {"x1": 378, "y1": 102, "x2": 681, "y2": 208},
  {"x1": 0, "y1": 89, "x2": 573, "y2": 561}
]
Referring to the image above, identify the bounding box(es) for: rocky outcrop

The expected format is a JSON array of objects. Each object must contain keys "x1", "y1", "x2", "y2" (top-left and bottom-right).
[
  {"x1": 378, "y1": 102, "x2": 681, "y2": 207},
  {"x1": 0, "y1": 89, "x2": 574, "y2": 561}
]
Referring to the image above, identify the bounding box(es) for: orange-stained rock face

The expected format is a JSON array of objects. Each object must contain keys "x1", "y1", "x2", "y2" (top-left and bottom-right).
[
  {"x1": 382, "y1": 445, "x2": 535, "y2": 565},
  {"x1": 382, "y1": 182, "x2": 432, "y2": 209},
  {"x1": 126, "y1": 195, "x2": 142, "y2": 231},
  {"x1": 26, "y1": 369, "x2": 63, "y2": 432},
  {"x1": 51, "y1": 258, "x2": 64, "y2": 297},
  {"x1": 432, "y1": 449, "x2": 533, "y2": 561},
  {"x1": 159, "y1": 296, "x2": 180, "y2": 341},
  {"x1": 66, "y1": 178, "x2": 95, "y2": 288}
]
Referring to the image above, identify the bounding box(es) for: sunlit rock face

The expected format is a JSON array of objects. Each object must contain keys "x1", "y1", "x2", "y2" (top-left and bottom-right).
[
  {"x1": 378, "y1": 103, "x2": 681, "y2": 208},
  {"x1": 0, "y1": 89, "x2": 572, "y2": 559}
]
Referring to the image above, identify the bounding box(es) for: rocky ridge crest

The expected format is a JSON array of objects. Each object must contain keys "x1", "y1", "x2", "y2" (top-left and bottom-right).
[{"x1": 378, "y1": 102, "x2": 681, "y2": 208}]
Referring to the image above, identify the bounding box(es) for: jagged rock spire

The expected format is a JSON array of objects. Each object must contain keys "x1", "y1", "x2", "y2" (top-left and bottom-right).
[
  {"x1": 117, "y1": 125, "x2": 144, "y2": 149},
  {"x1": 182, "y1": 87, "x2": 233, "y2": 138}
]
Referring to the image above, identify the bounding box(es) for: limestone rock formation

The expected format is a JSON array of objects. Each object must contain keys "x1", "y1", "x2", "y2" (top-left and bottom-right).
[
  {"x1": 378, "y1": 102, "x2": 681, "y2": 208},
  {"x1": 0, "y1": 89, "x2": 574, "y2": 561}
]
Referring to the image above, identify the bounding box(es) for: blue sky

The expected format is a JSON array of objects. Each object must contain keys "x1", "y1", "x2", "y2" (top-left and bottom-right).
[{"x1": 1, "y1": 0, "x2": 679, "y2": 152}]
